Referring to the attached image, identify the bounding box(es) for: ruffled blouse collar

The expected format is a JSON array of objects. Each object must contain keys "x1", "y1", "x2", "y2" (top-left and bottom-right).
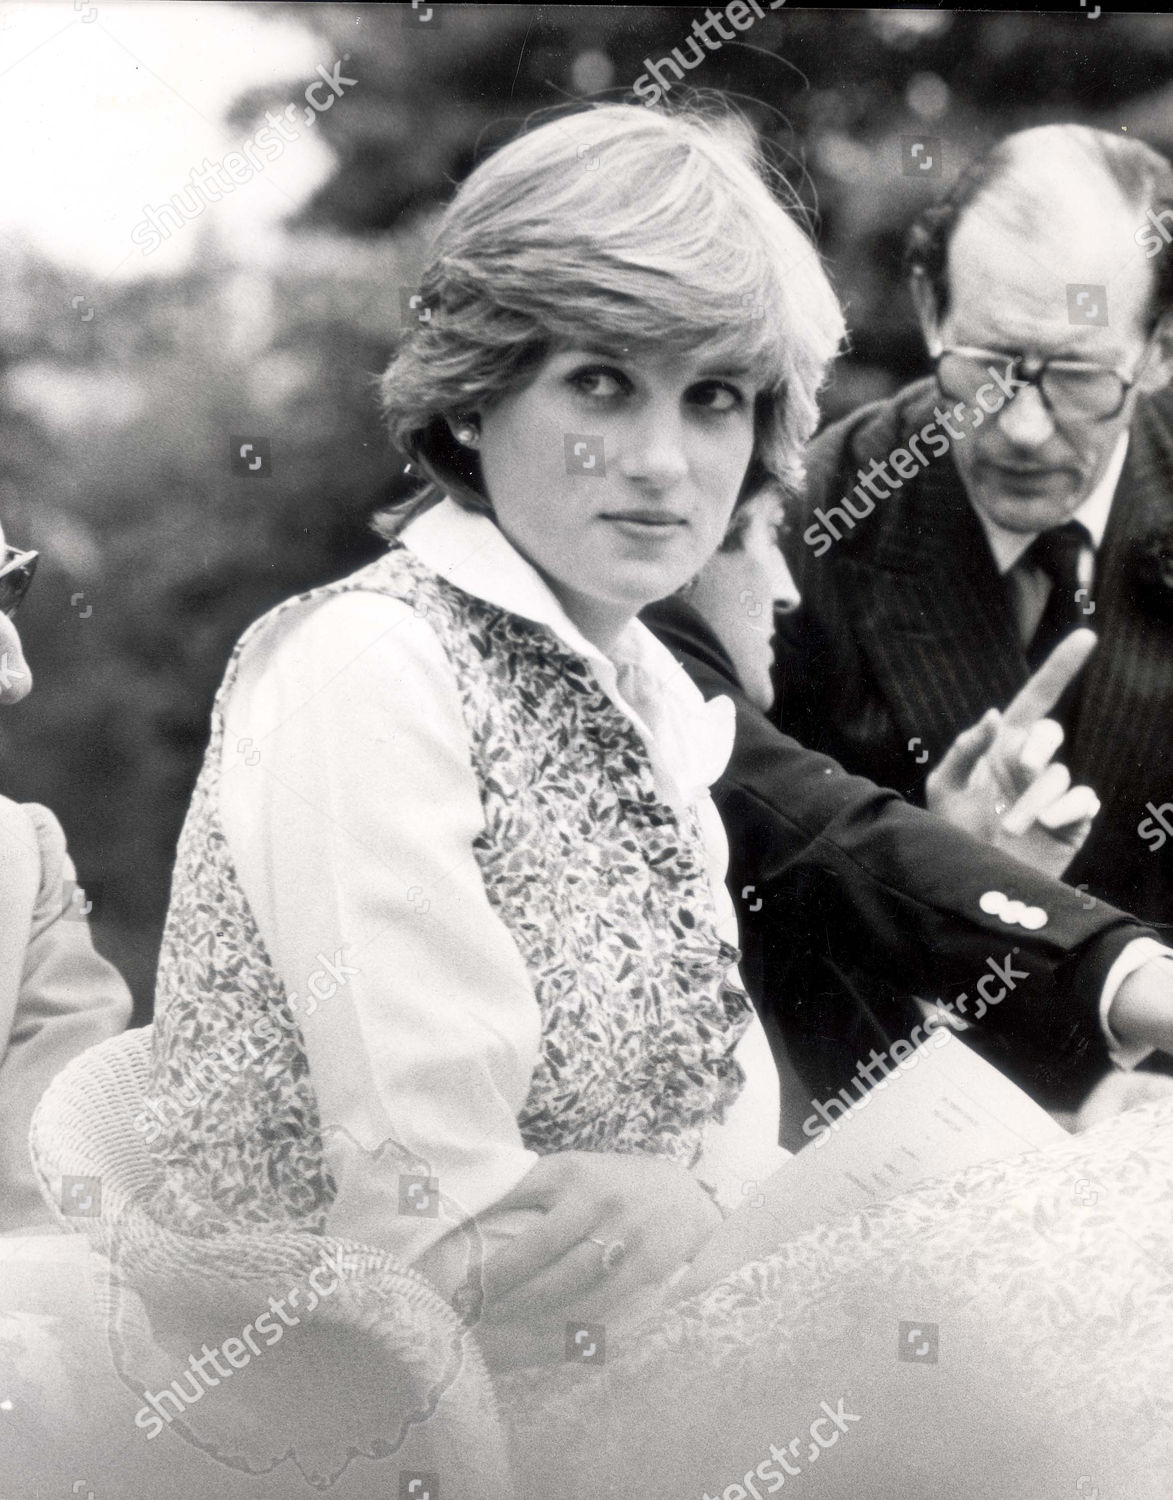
[{"x1": 399, "y1": 497, "x2": 736, "y2": 806}]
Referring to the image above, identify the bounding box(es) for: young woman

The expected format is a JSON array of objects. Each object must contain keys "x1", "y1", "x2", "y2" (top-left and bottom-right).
[
  {"x1": 147, "y1": 100, "x2": 842, "y2": 1306},
  {"x1": 144, "y1": 102, "x2": 1173, "y2": 1496}
]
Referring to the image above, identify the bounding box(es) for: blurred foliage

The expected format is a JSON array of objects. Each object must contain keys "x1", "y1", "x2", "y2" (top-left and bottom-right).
[{"x1": 3, "y1": 5, "x2": 1173, "y2": 1017}]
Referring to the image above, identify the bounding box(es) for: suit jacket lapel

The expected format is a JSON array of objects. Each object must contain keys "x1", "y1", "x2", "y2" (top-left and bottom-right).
[
  {"x1": 1069, "y1": 393, "x2": 1173, "y2": 801},
  {"x1": 838, "y1": 428, "x2": 1028, "y2": 764}
]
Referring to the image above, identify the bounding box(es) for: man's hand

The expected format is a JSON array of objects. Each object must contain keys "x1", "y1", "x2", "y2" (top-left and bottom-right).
[
  {"x1": 1106, "y1": 956, "x2": 1173, "y2": 1057},
  {"x1": 925, "y1": 629, "x2": 1099, "y2": 879},
  {"x1": 477, "y1": 1151, "x2": 722, "y2": 1325}
]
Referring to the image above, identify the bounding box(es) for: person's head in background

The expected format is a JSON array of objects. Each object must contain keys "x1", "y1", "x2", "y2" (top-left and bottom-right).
[
  {"x1": 376, "y1": 98, "x2": 843, "y2": 645},
  {"x1": 906, "y1": 124, "x2": 1173, "y2": 536},
  {"x1": 0, "y1": 520, "x2": 35, "y2": 705},
  {"x1": 686, "y1": 488, "x2": 798, "y2": 712}
]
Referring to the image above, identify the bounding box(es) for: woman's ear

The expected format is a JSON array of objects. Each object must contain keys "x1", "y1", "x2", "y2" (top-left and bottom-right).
[
  {"x1": 445, "y1": 414, "x2": 482, "y2": 449},
  {"x1": 909, "y1": 270, "x2": 944, "y2": 358}
]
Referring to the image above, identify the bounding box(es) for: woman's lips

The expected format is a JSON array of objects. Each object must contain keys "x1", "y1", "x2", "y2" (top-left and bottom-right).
[
  {"x1": 601, "y1": 513, "x2": 689, "y2": 545},
  {"x1": 599, "y1": 511, "x2": 688, "y2": 526}
]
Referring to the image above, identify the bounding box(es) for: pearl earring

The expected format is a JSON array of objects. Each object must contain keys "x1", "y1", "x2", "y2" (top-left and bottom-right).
[{"x1": 455, "y1": 424, "x2": 480, "y2": 448}]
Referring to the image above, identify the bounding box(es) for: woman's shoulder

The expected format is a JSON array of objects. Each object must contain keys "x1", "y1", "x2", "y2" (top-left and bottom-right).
[
  {"x1": 220, "y1": 557, "x2": 471, "y2": 743},
  {"x1": 240, "y1": 547, "x2": 413, "y2": 639},
  {"x1": 227, "y1": 550, "x2": 441, "y2": 676}
]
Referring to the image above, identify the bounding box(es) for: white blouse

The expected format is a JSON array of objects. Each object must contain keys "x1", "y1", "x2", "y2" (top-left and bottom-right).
[{"x1": 218, "y1": 498, "x2": 789, "y2": 1279}]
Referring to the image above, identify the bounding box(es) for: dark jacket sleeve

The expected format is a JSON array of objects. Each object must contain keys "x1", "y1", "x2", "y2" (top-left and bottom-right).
[{"x1": 642, "y1": 598, "x2": 1153, "y2": 1110}]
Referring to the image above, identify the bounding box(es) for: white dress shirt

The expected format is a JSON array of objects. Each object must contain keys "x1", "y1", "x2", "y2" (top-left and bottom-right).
[
  {"x1": 972, "y1": 431, "x2": 1128, "y2": 645},
  {"x1": 217, "y1": 498, "x2": 789, "y2": 1282},
  {"x1": 969, "y1": 434, "x2": 1168, "y2": 1066}
]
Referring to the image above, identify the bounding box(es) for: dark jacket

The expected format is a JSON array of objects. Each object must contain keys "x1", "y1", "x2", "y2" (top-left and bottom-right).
[
  {"x1": 642, "y1": 595, "x2": 1156, "y2": 1117},
  {"x1": 776, "y1": 377, "x2": 1173, "y2": 931}
]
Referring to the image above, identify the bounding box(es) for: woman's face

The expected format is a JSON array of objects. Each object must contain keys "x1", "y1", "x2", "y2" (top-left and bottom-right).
[
  {"x1": 687, "y1": 492, "x2": 798, "y2": 713},
  {"x1": 472, "y1": 345, "x2": 758, "y2": 649}
]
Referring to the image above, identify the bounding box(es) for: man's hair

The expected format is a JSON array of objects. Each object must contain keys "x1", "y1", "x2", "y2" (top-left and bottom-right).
[
  {"x1": 374, "y1": 99, "x2": 845, "y2": 539},
  {"x1": 905, "y1": 123, "x2": 1173, "y2": 334}
]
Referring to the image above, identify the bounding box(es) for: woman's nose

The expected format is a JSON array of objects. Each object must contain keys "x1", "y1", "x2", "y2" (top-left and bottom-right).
[
  {"x1": 617, "y1": 412, "x2": 689, "y2": 488},
  {"x1": 769, "y1": 548, "x2": 801, "y2": 614}
]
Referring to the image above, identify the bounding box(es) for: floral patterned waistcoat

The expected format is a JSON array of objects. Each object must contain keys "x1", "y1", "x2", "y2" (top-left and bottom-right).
[{"x1": 148, "y1": 543, "x2": 752, "y2": 1235}]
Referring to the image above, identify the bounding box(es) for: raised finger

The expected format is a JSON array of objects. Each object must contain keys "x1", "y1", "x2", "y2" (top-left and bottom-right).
[{"x1": 1002, "y1": 629, "x2": 1096, "y2": 730}]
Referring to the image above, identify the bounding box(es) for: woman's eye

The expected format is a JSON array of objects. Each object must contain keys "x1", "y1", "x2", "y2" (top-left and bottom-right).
[
  {"x1": 691, "y1": 382, "x2": 745, "y2": 413},
  {"x1": 569, "y1": 367, "x2": 628, "y2": 399}
]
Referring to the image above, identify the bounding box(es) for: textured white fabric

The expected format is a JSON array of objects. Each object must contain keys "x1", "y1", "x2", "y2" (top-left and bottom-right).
[
  {"x1": 25, "y1": 1026, "x2": 515, "y2": 1498},
  {"x1": 218, "y1": 500, "x2": 787, "y2": 1273}
]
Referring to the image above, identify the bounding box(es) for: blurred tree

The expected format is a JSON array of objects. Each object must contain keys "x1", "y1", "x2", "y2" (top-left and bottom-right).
[
  {"x1": 0, "y1": 227, "x2": 419, "y2": 1014},
  {"x1": 4, "y1": 6, "x2": 1173, "y2": 1017},
  {"x1": 248, "y1": 6, "x2": 1173, "y2": 403}
]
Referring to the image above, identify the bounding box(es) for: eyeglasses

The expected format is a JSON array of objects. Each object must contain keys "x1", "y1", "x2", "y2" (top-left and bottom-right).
[
  {"x1": 0, "y1": 546, "x2": 38, "y2": 618},
  {"x1": 934, "y1": 345, "x2": 1144, "y2": 422}
]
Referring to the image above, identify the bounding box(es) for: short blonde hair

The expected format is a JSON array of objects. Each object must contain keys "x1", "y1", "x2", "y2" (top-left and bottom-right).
[{"x1": 376, "y1": 99, "x2": 845, "y2": 535}]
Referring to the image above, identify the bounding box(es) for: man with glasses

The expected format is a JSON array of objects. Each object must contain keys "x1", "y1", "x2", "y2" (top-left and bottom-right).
[
  {"x1": 0, "y1": 526, "x2": 132, "y2": 1231},
  {"x1": 772, "y1": 123, "x2": 1173, "y2": 1107}
]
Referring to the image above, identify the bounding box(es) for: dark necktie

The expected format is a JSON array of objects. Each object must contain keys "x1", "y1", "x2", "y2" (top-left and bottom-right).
[{"x1": 1023, "y1": 520, "x2": 1090, "y2": 672}]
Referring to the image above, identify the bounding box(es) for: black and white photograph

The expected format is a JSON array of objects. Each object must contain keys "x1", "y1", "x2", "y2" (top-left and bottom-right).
[{"x1": 2, "y1": 3, "x2": 1173, "y2": 1496}]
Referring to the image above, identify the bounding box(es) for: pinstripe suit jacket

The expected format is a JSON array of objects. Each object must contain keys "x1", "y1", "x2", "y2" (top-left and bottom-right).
[{"x1": 778, "y1": 377, "x2": 1173, "y2": 931}]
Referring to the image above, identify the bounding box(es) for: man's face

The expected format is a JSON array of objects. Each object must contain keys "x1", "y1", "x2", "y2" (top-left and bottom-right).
[{"x1": 927, "y1": 184, "x2": 1164, "y2": 533}]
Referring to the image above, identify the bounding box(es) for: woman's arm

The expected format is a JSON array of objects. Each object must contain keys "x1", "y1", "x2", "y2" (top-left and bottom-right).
[{"x1": 219, "y1": 589, "x2": 546, "y2": 1283}]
